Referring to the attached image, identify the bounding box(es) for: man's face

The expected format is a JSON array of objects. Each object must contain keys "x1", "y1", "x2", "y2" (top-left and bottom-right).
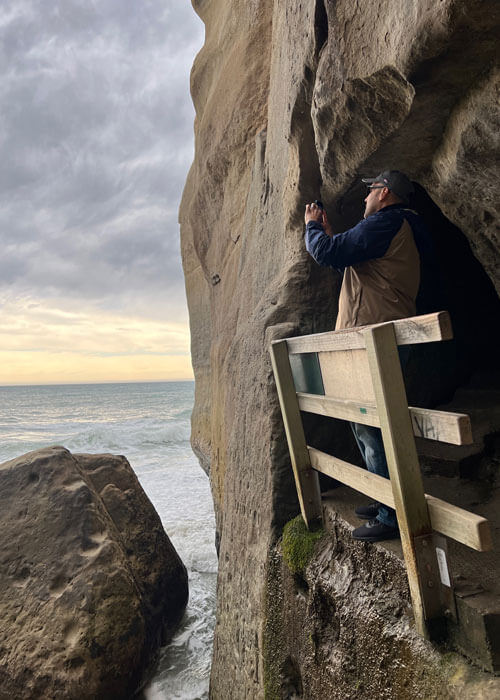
[{"x1": 363, "y1": 183, "x2": 385, "y2": 218}]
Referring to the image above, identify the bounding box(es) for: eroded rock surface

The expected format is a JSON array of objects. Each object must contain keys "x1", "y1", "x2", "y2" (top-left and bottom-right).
[
  {"x1": 0, "y1": 447, "x2": 188, "y2": 699},
  {"x1": 266, "y1": 502, "x2": 500, "y2": 699},
  {"x1": 181, "y1": 1, "x2": 500, "y2": 697}
]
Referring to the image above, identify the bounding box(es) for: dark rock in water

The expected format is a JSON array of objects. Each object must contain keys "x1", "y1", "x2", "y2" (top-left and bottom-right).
[{"x1": 0, "y1": 446, "x2": 188, "y2": 699}]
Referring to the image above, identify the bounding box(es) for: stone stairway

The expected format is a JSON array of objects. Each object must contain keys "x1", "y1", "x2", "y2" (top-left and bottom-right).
[
  {"x1": 413, "y1": 380, "x2": 500, "y2": 672},
  {"x1": 416, "y1": 381, "x2": 500, "y2": 481}
]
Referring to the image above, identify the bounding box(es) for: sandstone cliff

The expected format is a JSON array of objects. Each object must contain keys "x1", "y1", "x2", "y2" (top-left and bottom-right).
[
  {"x1": 0, "y1": 447, "x2": 188, "y2": 699},
  {"x1": 181, "y1": 1, "x2": 500, "y2": 697}
]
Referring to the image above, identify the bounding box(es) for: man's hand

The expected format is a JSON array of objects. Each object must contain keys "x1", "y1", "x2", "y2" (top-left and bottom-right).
[
  {"x1": 304, "y1": 202, "x2": 323, "y2": 225},
  {"x1": 305, "y1": 203, "x2": 333, "y2": 237}
]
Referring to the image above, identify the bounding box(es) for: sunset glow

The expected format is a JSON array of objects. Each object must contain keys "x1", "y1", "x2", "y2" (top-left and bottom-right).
[
  {"x1": 0, "y1": 297, "x2": 193, "y2": 385},
  {"x1": 1, "y1": 3, "x2": 203, "y2": 386}
]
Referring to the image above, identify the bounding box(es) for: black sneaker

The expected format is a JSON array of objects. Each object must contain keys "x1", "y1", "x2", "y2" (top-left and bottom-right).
[
  {"x1": 352, "y1": 519, "x2": 399, "y2": 542},
  {"x1": 355, "y1": 502, "x2": 380, "y2": 520}
]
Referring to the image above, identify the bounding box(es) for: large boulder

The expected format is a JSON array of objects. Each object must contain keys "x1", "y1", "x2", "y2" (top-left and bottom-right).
[{"x1": 0, "y1": 446, "x2": 188, "y2": 699}]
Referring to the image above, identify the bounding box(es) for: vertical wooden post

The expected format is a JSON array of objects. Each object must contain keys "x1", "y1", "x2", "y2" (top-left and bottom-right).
[
  {"x1": 364, "y1": 323, "x2": 443, "y2": 638},
  {"x1": 270, "y1": 340, "x2": 322, "y2": 528}
]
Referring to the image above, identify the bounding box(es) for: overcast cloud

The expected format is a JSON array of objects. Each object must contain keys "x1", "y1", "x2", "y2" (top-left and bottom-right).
[{"x1": 0, "y1": 0, "x2": 204, "y2": 348}]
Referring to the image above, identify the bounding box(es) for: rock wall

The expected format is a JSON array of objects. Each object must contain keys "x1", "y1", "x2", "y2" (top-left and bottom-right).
[
  {"x1": 264, "y1": 508, "x2": 500, "y2": 699},
  {"x1": 180, "y1": 1, "x2": 500, "y2": 697}
]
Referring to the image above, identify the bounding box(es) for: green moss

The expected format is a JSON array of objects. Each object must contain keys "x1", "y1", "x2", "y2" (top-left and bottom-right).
[
  {"x1": 282, "y1": 515, "x2": 325, "y2": 575},
  {"x1": 263, "y1": 518, "x2": 325, "y2": 699}
]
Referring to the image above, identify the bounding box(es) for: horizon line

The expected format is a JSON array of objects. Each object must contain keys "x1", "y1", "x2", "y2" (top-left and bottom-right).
[{"x1": 0, "y1": 378, "x2": 195, "y2": 388}]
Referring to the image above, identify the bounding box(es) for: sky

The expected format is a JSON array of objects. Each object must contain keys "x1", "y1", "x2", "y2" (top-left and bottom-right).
[{"x1": 0, "y1": 1, "x2": 204, "y2": 385}]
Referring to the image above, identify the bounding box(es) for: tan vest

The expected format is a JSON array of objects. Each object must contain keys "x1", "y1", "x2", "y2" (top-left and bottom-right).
[{"x1": 336, "y1": 218, "x2": 420, "y2": 329}]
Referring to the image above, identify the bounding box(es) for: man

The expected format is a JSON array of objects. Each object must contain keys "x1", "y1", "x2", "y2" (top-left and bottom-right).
[{"x1": 304, "y1": 170, "x2": 438, "y2": 542}]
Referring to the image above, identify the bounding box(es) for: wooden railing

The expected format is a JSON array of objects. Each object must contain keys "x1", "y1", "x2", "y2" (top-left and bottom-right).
[{"x1": 270, "y1": 311, "x2": 492, "y2": 639}]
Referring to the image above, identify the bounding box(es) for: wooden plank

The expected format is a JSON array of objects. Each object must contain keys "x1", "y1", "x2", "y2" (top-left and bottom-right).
[
  {"x1": 426, "y1": 495, "x2": 492, "y2": 552},
  {"x1": 297, "y1": 393, "x2": 473, "y2": 445},
  {"x1": 364, "y1": 322, "x2": 442, "y2": 636},
  {"x1": 318, "y1": 348, "x2": 375, "y2": 402},
  {"x1": 298, "y1": 392, "x2": 380, "y2": 425},
  {"x1": 308, "y1": 447, "x2": 492, "y2": 552},
  {"x1": 270, "y1": 340, "x2": 322, "y2": 528},
  {"x1": 409, "y1": 407, "x2": 473, "y2": 445},
  {"x1": 286, "y1": 311, "x2": 452, "y2": 354},
  {"x1": 309, "y1": 447, "x2": 393, "y2": 504}
]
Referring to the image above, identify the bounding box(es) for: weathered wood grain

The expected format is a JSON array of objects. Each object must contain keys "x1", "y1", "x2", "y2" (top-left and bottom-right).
[
  {"x1": 270, "y1": 340, "x2": 322, "y2": 528},
  {"x1": 297, "y1": 393, "x2": 473, "y2": 445},
  {"x1": 308, "y1": 447, "x2": 492, "y2": 552},
  {"x1": 286, "y1": 311, "x2": 452, "y2": 354}
]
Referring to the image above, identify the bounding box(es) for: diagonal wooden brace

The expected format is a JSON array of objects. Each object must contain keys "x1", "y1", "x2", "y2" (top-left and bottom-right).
[
  {"x1": 270, "y1": 339, "x2": 322, "y2": 529},
  {"x1": 364, "y1": 322, "x2": 444, "y2": 638}
]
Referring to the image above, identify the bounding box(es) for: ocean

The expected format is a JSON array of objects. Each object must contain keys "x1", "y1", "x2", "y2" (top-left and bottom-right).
[{"x1": 0, "y1": 380, "x2": 217, "y2": 700}]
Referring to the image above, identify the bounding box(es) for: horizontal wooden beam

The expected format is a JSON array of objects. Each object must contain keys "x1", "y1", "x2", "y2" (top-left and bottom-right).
[
  {"x1": 297, "y1": 393, "x2": 473, "y2": 445},
  {"x1": 425, "y1": 495, "x2": 493, "y2": 554},
  {"x1": 409, "y1": 406, "x2": 472, "y2": 445},
  {"x1": 285, "y1": 311, "x2": 452, "y2": 354},
  {"x1": 308, "y1": 447, "x2": 492, "y2": 552}
]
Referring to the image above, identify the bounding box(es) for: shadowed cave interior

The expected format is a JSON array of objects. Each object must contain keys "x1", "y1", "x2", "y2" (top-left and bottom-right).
[{"x1": 296, "y1": 176, "x2": 500, "y2": 671}]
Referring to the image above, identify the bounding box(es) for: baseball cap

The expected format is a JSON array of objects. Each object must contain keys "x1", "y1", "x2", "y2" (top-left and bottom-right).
[{"x1": 362, "y1": 170, "x2": 414, "y2": 202}]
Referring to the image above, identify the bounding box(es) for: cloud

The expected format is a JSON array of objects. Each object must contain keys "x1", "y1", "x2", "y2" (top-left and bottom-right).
[
  {"x1": 0, "y1": 0, "x2": 204, "y2": 332},
  {"x1": 0, "y1": 294, "x2": 190, "y2": 354},
  {"x1": 0, "y1": 292, "x2": 194, "y2": 384}
]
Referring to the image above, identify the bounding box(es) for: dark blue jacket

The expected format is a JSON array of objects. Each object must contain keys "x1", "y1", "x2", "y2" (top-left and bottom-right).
[{"x1": 305, "y1": 204, "x2": 440, "y2": 328}]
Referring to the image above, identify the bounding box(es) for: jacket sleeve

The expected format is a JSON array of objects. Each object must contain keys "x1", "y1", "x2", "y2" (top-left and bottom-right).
[{"x1": 304, "y1": 211, "x2": 404, "y2": 268}]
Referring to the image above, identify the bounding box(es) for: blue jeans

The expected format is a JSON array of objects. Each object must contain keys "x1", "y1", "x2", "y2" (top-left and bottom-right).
[
  {"x1": 350, "y1": 347, "x2": 411, "y2": 529},
  {"x1": 351, "y1": 423, "x2": 396, "y2": 527}
]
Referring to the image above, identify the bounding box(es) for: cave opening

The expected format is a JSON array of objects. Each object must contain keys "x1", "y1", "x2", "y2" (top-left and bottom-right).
[
  {"x1": 296, "y1": 180, "x2": 500, "y2": 663},
  {"x1": 330, "y1": 178, "x2": 500, "y2": 390},
  {"x1": 303, "y1": 180, "x2": 500, "y2": 492}
]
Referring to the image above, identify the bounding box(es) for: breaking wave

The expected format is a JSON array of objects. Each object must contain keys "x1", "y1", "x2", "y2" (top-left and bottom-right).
[{"x1": 0, "y1": 381, "x2": 216, "y2": 700}]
